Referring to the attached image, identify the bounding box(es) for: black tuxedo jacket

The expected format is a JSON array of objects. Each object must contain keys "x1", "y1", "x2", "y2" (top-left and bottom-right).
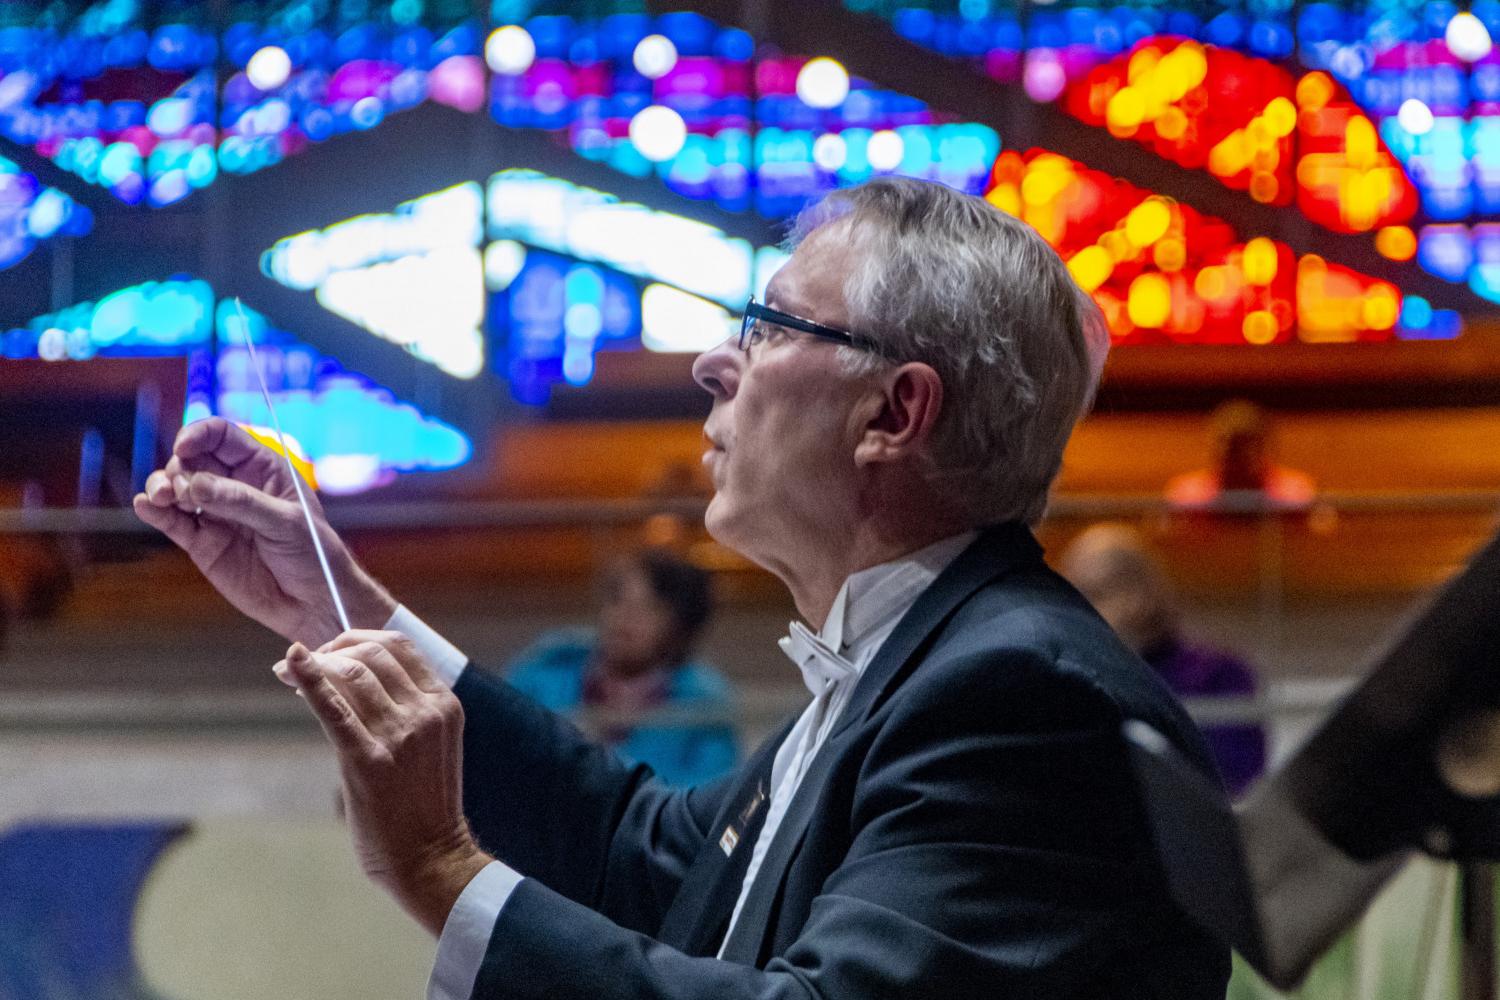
[{"x1": 454, "y1": 524, "x2": 1230, "y2": 999}]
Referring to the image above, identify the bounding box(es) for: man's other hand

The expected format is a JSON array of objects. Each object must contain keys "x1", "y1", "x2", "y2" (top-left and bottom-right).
[
  {"x1": 133, "y1": 417, "x2": 396, "y2": 645},
  {"x1": 277, "y1": 629, "x2": 491, "y2": 936}
]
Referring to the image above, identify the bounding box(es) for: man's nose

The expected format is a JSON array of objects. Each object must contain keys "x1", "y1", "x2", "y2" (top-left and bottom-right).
[{"x1": 692, "y1": 338, "x2": 741, "y2": 399}]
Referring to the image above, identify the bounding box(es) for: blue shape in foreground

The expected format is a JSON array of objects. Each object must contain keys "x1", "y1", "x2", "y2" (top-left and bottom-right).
[{"x1": 0, "y1": 822, "x2": 188, "y2": 1000}]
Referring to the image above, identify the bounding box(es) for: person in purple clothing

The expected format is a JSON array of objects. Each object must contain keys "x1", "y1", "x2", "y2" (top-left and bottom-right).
[{"x1": 1060, "y1": 523, "x2": 1267, "y2": 796}]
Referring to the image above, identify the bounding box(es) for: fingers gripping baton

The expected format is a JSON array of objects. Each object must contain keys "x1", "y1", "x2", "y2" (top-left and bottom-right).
[{"x1": 234, "y1": 297, "x2": 352, "y2": 633}]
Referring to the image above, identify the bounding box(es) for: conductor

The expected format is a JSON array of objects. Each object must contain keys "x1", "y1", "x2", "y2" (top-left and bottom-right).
[{"x1": 137, "y1": 178, "x2": 1229, "y2": 999}]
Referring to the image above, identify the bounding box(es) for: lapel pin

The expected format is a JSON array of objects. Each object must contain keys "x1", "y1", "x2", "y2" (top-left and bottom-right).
[{"x1": 721, "y1": 781, "x2": 769, "y2": 856}]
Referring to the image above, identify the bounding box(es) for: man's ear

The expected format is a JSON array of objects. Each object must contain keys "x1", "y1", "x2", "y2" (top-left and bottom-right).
[{"x1": 853, "y1": 362, "x2": 944, "y2": 467}]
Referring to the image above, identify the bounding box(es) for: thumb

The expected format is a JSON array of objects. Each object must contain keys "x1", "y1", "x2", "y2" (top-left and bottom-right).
[
  {"x1": 284, "y1": 642, "x2": 325, "y2": 689},
  {"x1": 188, "y1": 471, "x2": 304, "y2": 540}
]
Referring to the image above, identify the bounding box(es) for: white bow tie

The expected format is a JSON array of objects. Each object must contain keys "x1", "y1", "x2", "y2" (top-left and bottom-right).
[{"x1": 779, "y1": 620, "x2": 857, "y2": 698}]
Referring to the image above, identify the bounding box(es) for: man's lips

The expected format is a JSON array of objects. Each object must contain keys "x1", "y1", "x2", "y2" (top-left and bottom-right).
[{"x1": 702, "y1": 432, "x2": 725, "y2": 477}]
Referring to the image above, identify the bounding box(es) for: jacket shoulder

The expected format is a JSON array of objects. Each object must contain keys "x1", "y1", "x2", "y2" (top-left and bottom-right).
[{"x1": 901, "y1": 565, "x2": 1215, "y2": 771}]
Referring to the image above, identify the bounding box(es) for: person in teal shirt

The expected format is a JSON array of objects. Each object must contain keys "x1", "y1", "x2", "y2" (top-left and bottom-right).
[{"x1": 506, "y1": 549, "x2": 738, "y2": 788}]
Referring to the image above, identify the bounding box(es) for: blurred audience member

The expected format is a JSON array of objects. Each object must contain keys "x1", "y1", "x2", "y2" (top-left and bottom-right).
[
  {"x1": 507, "y1": 549, "x2": 737, "y2": 787},
  {"x1": 1060, "y1": 523, "x2": 1267, "y2": 795},
  {"x1": 1166, "y1": 400, "x2": 1315, "y2": 510}
]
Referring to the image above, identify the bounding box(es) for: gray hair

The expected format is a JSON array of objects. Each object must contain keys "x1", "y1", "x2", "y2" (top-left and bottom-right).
[{"x1": 788, "y1": 177, "x2": 1110, "y2": 526}]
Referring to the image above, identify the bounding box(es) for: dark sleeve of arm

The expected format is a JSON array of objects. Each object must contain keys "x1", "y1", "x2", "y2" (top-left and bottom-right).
[
  {"x1": 466, "y1": 649, "x2": 1226, "y2": 1000},
  {"x1": 454, "y1": 666, "x2": 735, "y2": 931}
]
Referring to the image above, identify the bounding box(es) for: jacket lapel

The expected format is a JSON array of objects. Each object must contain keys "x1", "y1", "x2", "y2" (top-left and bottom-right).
[
  {"x1": 718, "y1": 523, "x2": 1044, "y2": 965},
  {"x1": 830, "y1": 522, "x2": 1043, "y2": 742},
  {"x1": 656, "y1": 719, "x2": 789, "y2": 955},
  {"x1": 716, "y1": 723, "x2": 851, "y2": 964}
]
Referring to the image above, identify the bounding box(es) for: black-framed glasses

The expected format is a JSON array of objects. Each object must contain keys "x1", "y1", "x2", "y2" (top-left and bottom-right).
[{"x1": 738, "y1": 297, "x2": 877, "y2": 354}]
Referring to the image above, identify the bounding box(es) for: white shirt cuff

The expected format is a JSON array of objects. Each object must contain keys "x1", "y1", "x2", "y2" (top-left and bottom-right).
[
  {"x1": 385, "y1": 605, "x2": 469, "y2": 687},
  {"x1": 427, "y1": 861, "x2": 525, "y2": 1000}
]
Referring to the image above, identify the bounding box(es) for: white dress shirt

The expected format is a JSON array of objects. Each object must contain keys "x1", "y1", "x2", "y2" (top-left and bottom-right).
[
  {"x1": 717, "y1": 531, "x2": 975, "y2": 953},
  {"x1": 390, "y1": 531, "x2": 976, "y2": 1000}
]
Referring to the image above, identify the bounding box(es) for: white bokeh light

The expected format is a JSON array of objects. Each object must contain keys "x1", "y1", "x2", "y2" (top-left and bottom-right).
[
  {"x1": 1397, "y1": 98, "x2": 1435, "y2": 135},
  {"x1": 629, "y1": 105, "x2": 688, "y2": 162},
  {"x1": 315, "y1": 454, "x2": 383, "y2": 495},
  {"x1": 813, "y1": 132, "x2": 848, "y2": 171},
  {"x1": 641, "y1": 284, "x2": 734, "y2": 353},
  {"x1": 488, "y1": 169, "x2": 757, "y2": 306},
  {"x1": 486, "y1": 25, "x2": 537, "y2": 75},
  {"x1": 246, "y1": 46, "x2": 292, "y2": 91},
  {"x1": 796, "y1": 57, "x2": 850, "y2": 109},
  {"x1": 867, "y1": 129, "x2": 905, "y2": 171},
  {"x1": 37, "y1": 327, "x2": 67, "y2": 361},
  {"x1": 633, "y1": 34, "x2": 678, "y2": 79},
  {"x1": 1447, "y1": 11, "x2": 1493, "y2": 62},
  {"x1": 483, "y1": 240, "x2": 528, "y2": 291}
]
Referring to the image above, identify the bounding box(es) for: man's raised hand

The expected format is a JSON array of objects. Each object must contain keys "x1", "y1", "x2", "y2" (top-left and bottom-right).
[{"x1": 133, "y1": 417, "x2": 396, "y2": 646}]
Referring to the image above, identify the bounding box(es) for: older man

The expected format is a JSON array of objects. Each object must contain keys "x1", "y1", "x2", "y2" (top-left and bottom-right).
[{"x1": 136, "y1": 178, "x2": 1229, "y2": 999}]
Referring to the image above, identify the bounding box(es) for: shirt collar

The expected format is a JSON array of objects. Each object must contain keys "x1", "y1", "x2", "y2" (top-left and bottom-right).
[{"x1": 821, "y1": 531, "x2": 979, "y2": 659}]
